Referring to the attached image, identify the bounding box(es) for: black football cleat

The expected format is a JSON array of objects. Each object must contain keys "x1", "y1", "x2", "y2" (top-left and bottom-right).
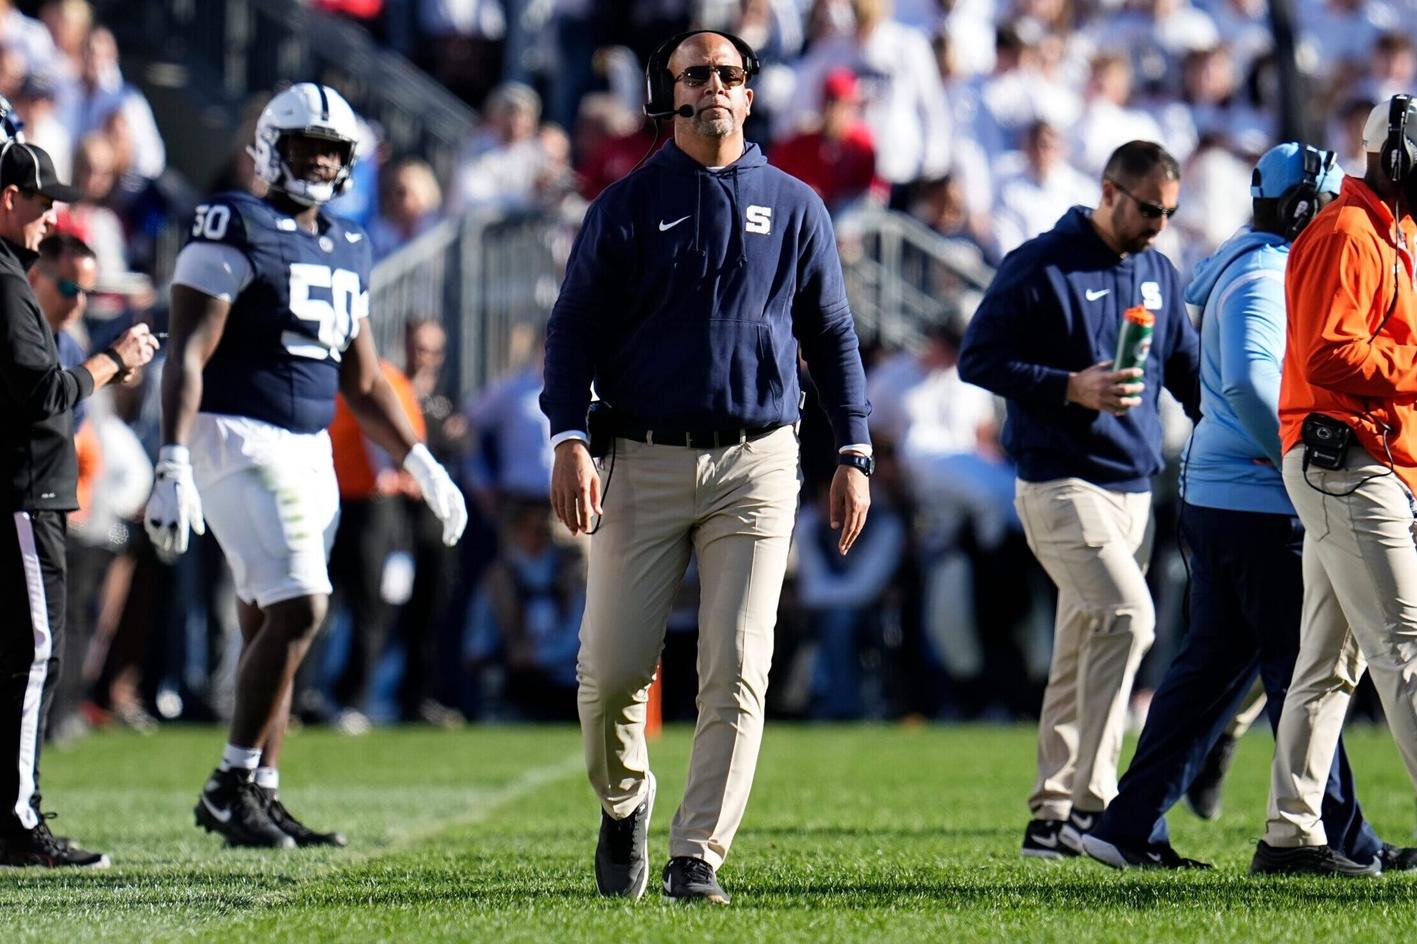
[
  {"x1": 595, "y1": 772, "x2": 655, "y2": 898},
  {"x1": 1249, "y1": 840, "x2": 1380, "y2": 877},
  {"x1": 259, "y1": 787, "x2": 347, "y2": 848},
  {"x1": 662, "y1": 855, "x2": 730, "y2": 905},
  {"x1": 194, "y1": 768, "x2": 294, "y2": 849},
  {"x1": 0, "y1": 814, "x2": 109, "y2": 868}
]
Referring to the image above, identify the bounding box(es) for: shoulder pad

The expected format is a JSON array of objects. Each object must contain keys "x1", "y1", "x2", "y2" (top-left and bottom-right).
[{"x1": 185, "y1": 193, "x2": 254, "y2": 250}]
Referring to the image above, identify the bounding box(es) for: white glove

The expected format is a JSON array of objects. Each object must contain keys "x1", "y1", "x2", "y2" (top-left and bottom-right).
[
  {"x1": 144, "y1": 444, "x2": 206, "y2": 562},
  {"x1": 404, "y1": 443, "x2": 467, "y2": 546}
]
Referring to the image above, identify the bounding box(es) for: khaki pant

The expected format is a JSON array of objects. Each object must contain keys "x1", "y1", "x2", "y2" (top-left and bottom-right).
[
  {"x1": 1015, "y1": 479, "x2": 1155, "y2": 820},
  {"x1": 577, "y1": 426, "x2": 799, "y2": 869},
  {"x1": 1267, "y1": 446, "x2": 1417, "y2": 847}
]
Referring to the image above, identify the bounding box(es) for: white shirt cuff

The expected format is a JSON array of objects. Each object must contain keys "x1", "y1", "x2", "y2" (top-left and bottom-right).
[
  {"x1": 838, "y1": 443, "x2": 872, "y2": 457},
  {"x1": 551, "y1": 430, "x2": 589, "y2": 449}
]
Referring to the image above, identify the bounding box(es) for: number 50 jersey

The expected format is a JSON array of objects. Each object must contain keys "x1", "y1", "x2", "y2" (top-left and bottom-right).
[{"x1": 177, "y1": 190, "x2": 373, "y2": 434}]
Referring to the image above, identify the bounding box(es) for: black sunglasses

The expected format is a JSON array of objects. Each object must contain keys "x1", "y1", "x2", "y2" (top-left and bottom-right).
[
  {"x1": 1107, "y1": 178, "x2": 1178, "y2": 219},
  {"x1": 674, "y1": 65, "x2": 748, "y2": 89},
  {"x1": 40, "y1": 267, "x2": 85, "y2": 299}
]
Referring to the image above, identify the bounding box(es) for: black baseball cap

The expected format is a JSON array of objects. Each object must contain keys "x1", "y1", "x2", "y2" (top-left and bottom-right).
[{"x1": 0, "y1": 141, "x2": 82, "y2": 203}]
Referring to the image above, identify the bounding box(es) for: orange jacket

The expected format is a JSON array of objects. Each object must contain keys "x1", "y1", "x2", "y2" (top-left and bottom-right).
[
  {"x1": 1280, "y1": 175, "x2": 1417, "y2": 492},
  {"x1": 329, "y1": 360, "x2": 427, "y2": 500}
]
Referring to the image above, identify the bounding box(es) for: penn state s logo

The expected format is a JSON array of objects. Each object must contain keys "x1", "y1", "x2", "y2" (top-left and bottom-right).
[
  {"x1": 745, "y1": 205, "x2": 772, "y2": 235},
  {"x1": 1140, "y1": 281, "x2": 1163, "y2": 310}
]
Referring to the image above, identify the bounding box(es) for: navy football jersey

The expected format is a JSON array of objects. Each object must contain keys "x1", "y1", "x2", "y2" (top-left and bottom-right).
[{"x1": 185, "y1": 191, "x2": 372, "y2": 433}]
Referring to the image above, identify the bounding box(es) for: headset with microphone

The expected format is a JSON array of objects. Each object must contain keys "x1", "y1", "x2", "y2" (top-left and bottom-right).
[
  {"x1": 1382, "y1": 93, "x2": 1417, "y2": 184},
  {"x1": 643, "y1": 30, "x2": 760, "y2": 120},
  {"x1": 1258, "y1": 145, "x2": 1337, "y2": 243}
]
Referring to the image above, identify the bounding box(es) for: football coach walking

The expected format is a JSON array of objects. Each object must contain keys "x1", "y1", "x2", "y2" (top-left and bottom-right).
[
  {"x1": 959, "y1": 140, "x2": 1200, "y2": 860},
  {"x1": 0, "y1": 140, "x2": 157, "y2": 867},
  {"x1": 541, "y1": 29, "x2": 872, "y2": 904}
]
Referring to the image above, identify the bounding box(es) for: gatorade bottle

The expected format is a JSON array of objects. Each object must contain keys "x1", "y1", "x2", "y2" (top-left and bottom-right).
[{"x1": 1114, "y1": 306, "x2": 1155, "y2": 373}]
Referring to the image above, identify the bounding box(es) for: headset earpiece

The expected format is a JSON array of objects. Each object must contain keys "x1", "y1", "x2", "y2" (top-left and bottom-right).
[
  {"x1": 643, "y1": 30, "x2": 760, "y2": 120},
  {"x1": 1275, "y1": 145, "x2": 1332, "y2": 242},
  {"x1": 1382, "y1": 94, "x2": 1415, "y2": 183}
]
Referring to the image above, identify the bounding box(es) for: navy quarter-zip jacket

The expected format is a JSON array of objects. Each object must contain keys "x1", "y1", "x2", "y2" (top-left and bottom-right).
[
  {"x1": 540, "y1": 141, "x2": 870, "y2": 449},
  {"x1": 958, "y1": 206, "x2": 1200, "y2": 490}
]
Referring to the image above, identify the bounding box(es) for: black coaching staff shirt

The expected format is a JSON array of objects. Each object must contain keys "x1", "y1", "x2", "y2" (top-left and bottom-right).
[{"x1": 0, "y1": 235, "x2": 94, "y2": 509}]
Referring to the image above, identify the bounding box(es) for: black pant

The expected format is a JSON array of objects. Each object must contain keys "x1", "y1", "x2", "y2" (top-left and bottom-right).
[
  {"x1": 0, "y1": 511, "x2": 66, "y2": 832},
  {"x1": 1093, "y1": 503, "x2": 1380, "y2": 860}
]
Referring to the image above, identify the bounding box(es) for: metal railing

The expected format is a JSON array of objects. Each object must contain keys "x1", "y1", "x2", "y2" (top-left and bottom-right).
[
  {"x1": 370, "y1": 209, "x2": 584, "y2": 396},
  {"x1": 838, "y1": 210, "x2": 995, "y2": 349},
  {"x1": 371, "y1": 206, "x2": 995, "y2": 401},
  {"x1": 99, "y1": 0, "x2": 475, "y2": 184}
]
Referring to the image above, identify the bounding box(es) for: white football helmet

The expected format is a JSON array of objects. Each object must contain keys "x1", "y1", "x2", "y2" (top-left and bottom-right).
[{"x1": 249, "y1": 82, "x2": 358, "y2": 206}]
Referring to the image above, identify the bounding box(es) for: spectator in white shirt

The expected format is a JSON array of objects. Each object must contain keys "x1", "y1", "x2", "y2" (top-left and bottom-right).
[
  {"x1": 450, "y1": 81, "x2": 552, "y2": 216},
  {"x1": 992, "y1": 119, "x2": 1098, "y2": 255},
  {"x1": 1068, "y1": 52, "x2": 1166, "y2": 177}
]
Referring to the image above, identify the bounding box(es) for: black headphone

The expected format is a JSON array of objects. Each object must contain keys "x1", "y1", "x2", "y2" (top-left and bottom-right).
[
  {"x1": 1382, "y1": 93, "x2": 1416, "y2": 183},
  {"x1": 643, "y1": 30, "x2": 760, "y2": 120},
  {"x1": 1260, "y1": 145, "x2": 1336, "y2": 242}
]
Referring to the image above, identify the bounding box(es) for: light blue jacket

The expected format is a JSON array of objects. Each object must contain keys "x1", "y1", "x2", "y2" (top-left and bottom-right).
[{"x1": 1180, "y1": 228, "x2": 1294, "y2": 515}]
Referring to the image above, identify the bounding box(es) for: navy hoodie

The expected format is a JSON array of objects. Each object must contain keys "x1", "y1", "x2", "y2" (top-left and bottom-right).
[
  {"x1": 540, "y1": 141, "x2": 870, "y2": 448},
  {"x1": 958, "y1": 207, "x2": 1200, "y2": 490}
]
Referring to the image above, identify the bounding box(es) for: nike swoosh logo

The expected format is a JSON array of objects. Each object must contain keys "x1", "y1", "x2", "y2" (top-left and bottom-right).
[
  {"x1": 345, "y1": 231, "x2": 363, "y2": 243},
  {"x1": 1071, "y1": 813, "x2": 1095, "y2": 830},
  {"x1": 1146, "y1": 852, "x2": 1163, "y2": 863},
  {"x1": 1085, "y1": 289, "x2": 1109, "y2": 301},
  {"x1": 1033, "y1": 833, "x2": 1060, "y2": 848},
  {"x1": 659, "y1": 216, "x2": 690, "y2": 232},
  {"x1": 201, "y1": 795, "x2": 233, "y2": 824}
]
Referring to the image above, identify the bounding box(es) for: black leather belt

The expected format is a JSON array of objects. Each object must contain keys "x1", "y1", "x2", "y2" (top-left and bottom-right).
[{"x1": 612, "y1": 418, "x2": 781, "y2": 448}]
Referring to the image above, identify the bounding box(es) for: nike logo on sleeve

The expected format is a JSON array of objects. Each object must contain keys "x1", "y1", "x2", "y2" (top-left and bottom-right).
[
  {"x1": 1085, "y1": 289, "x2": 1109, "y2": 301},
  {"x1": 659, "y1": 216, "x2": 691, "y2": 232}
]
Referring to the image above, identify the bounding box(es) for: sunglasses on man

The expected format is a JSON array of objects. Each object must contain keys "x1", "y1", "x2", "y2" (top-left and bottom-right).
[
  {"x1": 1106, "y1": 178, "x2": 1179, "y2": 219},
  {"x1": 40, "y1": 267, "x2": 86, "y2": 298},
  {"x1": 675, "y1": 65, "x2": 748, "y2": 89}
]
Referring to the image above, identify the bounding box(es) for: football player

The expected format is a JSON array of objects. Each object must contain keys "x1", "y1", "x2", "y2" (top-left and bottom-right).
[{"x1": 145, "y1": 83, "x2": 467, "y2": 849}]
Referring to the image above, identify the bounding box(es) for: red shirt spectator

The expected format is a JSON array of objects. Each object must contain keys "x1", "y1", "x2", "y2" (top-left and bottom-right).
[{"x1": 770, "y1": 68, "x2": 885, "y2": 213}]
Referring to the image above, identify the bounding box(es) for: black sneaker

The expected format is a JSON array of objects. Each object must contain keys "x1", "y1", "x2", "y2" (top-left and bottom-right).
[
  {"x1": 194, "y1": 768, "x2": 295, "y2": 849},
  {"x1": 1081, "y1": 833, "x2": 1212, "y2": 870},
  {"x1": 259, "y1": 787, "x2": 347, "y2": 848},
  {"x1": 1249, "y1": 840, "x2": 1380, "y2": 877},
  {"x1": 1379, "y1": 843, "x2": 1417, "y2": 872},
  {"x1": 1059, "y1": 808, "x2": 1100, "y2": 854},
  {"x1": 1186, "y1": 734, "x2": 1237, "y2": 821},
  {"x1": 0, "y1": 815, "x2": 109, "y2": 868},
  {"x1": 595, "y1": 772, "x2": 656, "y2": 898},
  {"x1": 1021, "y1": 819, "x2": 1077, "y2": 860},
  {"x1": 662, "y1": 855, "x2": 730, "y2": 904}
]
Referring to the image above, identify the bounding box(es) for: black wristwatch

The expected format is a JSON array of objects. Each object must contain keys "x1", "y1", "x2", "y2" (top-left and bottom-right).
[{"x1": 838, "y1": 452, "x2": 875, "y2": 476}]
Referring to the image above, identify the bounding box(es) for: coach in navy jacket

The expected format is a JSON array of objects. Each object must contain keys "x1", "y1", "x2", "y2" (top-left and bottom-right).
[
  {"x1": 959, "y1": 141, "x2": 1199, "y2": 861},
  {"x1": 540, "y1": 30, "x2": 871, "y2": 904}
]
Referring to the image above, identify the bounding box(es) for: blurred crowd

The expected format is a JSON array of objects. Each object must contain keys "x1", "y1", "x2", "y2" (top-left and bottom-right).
[{"x1": 15, "y1": 0, "x2": 1408, "y2": 741}]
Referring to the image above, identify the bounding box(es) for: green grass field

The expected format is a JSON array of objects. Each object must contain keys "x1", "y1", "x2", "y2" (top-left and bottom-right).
[{"x1": 7, "y1": 723, "x2": 1417, "y2": 942}]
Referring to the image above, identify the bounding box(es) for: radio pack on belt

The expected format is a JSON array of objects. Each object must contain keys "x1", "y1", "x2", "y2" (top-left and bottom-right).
[
  {"x1": 587, "y1": 401, "x2": 614, "y2": 459},
  {"x1": 1301, "y1": 412, "x2": 1353, "y2": 471}
]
